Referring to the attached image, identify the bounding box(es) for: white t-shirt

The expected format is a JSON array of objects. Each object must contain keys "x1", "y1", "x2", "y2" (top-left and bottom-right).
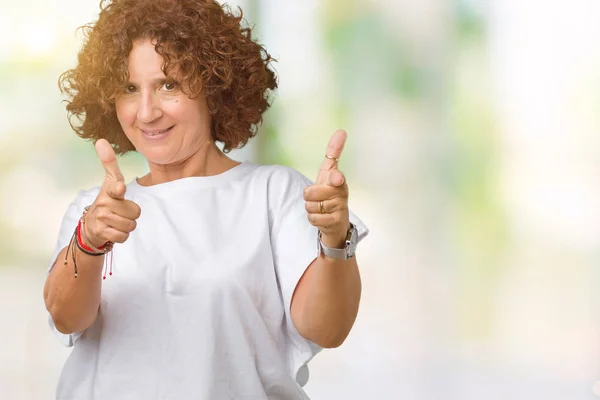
[{"x1": 47, "y1": 162, "x2": 368, "y2": 400}]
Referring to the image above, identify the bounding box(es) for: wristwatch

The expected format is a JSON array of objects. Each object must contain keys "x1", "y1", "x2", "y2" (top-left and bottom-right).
[{"x1": 317, "y1": 223, "x2": 358, "y2": 260}]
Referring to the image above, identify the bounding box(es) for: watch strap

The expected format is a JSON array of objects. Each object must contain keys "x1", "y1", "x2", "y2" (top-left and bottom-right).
[{"x1": 317, "y1": 223, "x2": 357, "y2": 260}]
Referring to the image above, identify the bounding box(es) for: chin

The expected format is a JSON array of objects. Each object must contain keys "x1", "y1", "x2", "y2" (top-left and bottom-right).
[{"x1": 135, "y1": 146, "x2": 177, "y2": 166}]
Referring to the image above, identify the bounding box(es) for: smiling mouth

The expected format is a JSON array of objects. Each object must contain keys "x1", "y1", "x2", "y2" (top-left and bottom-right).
[{"x1": 141, "y1": 126, "x2": 174, "y2": 136}]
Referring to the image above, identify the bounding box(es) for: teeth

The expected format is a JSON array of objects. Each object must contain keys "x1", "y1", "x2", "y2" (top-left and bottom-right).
[{"x1": 144, "y1": 127, "x2": 170, "y2": 136}]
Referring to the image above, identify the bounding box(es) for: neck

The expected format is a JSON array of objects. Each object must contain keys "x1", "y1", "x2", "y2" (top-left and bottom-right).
[{"x1": 139, "y1": 141, "x2": 240, "y2": 186}]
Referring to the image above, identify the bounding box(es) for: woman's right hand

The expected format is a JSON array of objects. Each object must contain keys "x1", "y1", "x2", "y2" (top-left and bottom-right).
[{"x1": 83, "y1": 139, "x2": 142, "y2": 248}]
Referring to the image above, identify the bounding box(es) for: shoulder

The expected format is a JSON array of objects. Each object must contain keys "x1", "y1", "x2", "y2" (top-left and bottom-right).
[
  {"x1": 55, "y1": 186, "x2": 102, "y2": 226},
  {"x1": 251, "y1": 164, "x2": 313, "y2": 189},
  {"x1": 249, "y1": 164, "x2": 313, "y2": 215},
  {"x1": 71, "y1": 186, "x2": 102, "y2": 207}
]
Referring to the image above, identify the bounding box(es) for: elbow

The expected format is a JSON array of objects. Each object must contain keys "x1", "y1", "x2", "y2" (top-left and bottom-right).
[
  {"x1": 44, "y1": 281, "x2": 67, "y2": 333},
  {"x1": 296, "y1": 322, "x2": 351, "y2": 349},
  {"x1": 44, "y1": 282, "x2": 95, "y2": 334},
  {"x1": 44, "y1": 289, "x2": 72, "y2": 334},
  {"x1": 47, "y1": 304, "x2": 76, "y2": 335},
  {"x1": 49, "y1": 307, "x2": 94, "y2": 335},
  {"x1": 313, "y1": 334, "x2": 348, "y2": 349},
  {"x1": 50, "y1": 312, "x2": 90, "y2": 335},
  {"x1": 54, "y1": 320, "x2": 75, "y2": 335},
  {"x1": 46, "y1": 297, "x2": 91, "y2": 335}
]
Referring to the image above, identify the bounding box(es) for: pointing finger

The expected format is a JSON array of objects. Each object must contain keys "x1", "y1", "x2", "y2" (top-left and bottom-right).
[
  {"x1": 105, "y1": 181, "x2": 126, "y2": 200},
  {"x1": 95, "y1": 139, "x2": 124, "y2": 183},
  {"x1": 317, "y1": 129, "x2": 347, "y2": 184}
]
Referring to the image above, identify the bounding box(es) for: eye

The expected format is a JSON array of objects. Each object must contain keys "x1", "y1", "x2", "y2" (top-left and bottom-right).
[
  {"x1": 162, "y1": 81, "x2": 178, "y2": 91},
  {"x1": 124, "y1": 85, "x2": 137, "y2": 94}
]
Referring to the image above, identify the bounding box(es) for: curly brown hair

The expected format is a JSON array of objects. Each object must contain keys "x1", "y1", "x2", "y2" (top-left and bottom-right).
[{"x1": 59, "y1": 0, "x2": 278, "y2": 154}]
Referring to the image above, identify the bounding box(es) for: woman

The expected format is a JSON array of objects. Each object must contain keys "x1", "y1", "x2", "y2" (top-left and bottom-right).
[{"x1": 43, "y1": 0, "x2": 368, "y2": 398}]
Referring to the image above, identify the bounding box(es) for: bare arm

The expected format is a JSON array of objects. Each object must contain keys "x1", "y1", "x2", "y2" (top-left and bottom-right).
[
  {"x1": 43, "y1": 246, "x2": 105, "y2": 334},
  {"x1": 290, "y1": 129, "x2": 364, "y2": 348},
  {"x1": 291, "y1": 253, "x2": 361, "y2": 348},
  {"x1": 43, "y1": 139, "x2": 140, "y2": 335}
]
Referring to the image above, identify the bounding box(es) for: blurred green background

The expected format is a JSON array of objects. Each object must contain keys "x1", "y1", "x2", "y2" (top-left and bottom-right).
[{"x1": 2, "y1": 0, "x2": 600, "y2": 398}]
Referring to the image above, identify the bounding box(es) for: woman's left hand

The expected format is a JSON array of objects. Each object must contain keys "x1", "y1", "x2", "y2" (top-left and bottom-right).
[{"x1": 304, "y1": 129, "x2": 351, "y2": 249}]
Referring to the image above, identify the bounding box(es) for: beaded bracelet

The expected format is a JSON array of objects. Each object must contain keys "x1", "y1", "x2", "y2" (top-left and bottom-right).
[{"x1": 64, "y1": 206, "x2": 114, "y2": 279}]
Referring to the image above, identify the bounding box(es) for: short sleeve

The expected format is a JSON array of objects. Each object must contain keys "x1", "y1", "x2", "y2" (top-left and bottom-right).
[
  {"x1": 267, "y1": 166, "x2": 369, "y2": 386},
  {"x1": 46, "y1": 188, "x2": 100, "y2": 347}
]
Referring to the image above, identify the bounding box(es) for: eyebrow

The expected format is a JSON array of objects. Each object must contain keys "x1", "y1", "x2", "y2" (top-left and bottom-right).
[{"x1": 126, "y1": 77, "x2": 174, "y2": 86}]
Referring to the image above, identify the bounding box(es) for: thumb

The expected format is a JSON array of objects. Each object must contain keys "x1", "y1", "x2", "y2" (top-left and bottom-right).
[
  {"x1": 95, "y1": 139, "x2": 124, "y2": 183},
  {"x1": 105, "y1": 181, "x2": 126, "y2": 200},
  {"x1": 316, "y1": 129, "x2": 347, "y2": 185},
  {"x1": 327, "y1": 169, "x2": 345, "y2": 187}
]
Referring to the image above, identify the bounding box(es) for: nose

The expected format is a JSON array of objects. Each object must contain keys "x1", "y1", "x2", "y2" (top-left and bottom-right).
[{"x1": 136, "y1": 91, "x2": 162, "y2": 123}]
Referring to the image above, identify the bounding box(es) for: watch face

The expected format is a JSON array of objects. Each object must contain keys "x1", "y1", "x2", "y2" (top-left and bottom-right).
[
  {"x1": 346, "y1": 224, "x2": 358, "y2": 258},
  {"x1": 348, "y1": 224, "x2": 358, "y2": 243}
]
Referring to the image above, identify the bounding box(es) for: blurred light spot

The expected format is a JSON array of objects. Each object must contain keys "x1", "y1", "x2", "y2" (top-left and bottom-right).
[
  {"x1": 0, "y1": 17, "x2": 15, "y2": 59},
  {"x1": 23, "y1": 22, "x2": 55, "y2": 57}
]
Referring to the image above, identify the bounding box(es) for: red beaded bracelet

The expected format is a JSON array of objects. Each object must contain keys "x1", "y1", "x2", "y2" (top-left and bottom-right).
[
  {"x1": 79, "y1": 209, "x2": 112, "y2": 253},
  {"x1": 64, "y1": 206, "x2": 114, "y2": 279}
]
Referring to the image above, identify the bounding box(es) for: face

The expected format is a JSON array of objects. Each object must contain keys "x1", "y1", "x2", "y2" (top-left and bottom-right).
[{"x1": 115, "y1": 38, "x2": 212, "y2": 166}]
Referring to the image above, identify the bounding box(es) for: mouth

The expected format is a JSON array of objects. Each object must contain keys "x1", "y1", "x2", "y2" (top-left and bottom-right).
[{"x1": 140, "y1": 125, "x2": 174, "y2": 138}]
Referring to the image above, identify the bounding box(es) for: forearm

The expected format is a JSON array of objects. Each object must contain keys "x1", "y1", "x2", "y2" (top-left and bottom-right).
[
  {"x1": 295, "y1": 254, "x2": 362, "y2": 348},
  {"x1": 43, "y1": 246, "x2": 104, "y2": 334}
]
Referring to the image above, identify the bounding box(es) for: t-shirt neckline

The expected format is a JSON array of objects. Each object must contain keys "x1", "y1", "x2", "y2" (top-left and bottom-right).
[{"x1": 127, "y1": 161, "x2": 255, "y2": 193}]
